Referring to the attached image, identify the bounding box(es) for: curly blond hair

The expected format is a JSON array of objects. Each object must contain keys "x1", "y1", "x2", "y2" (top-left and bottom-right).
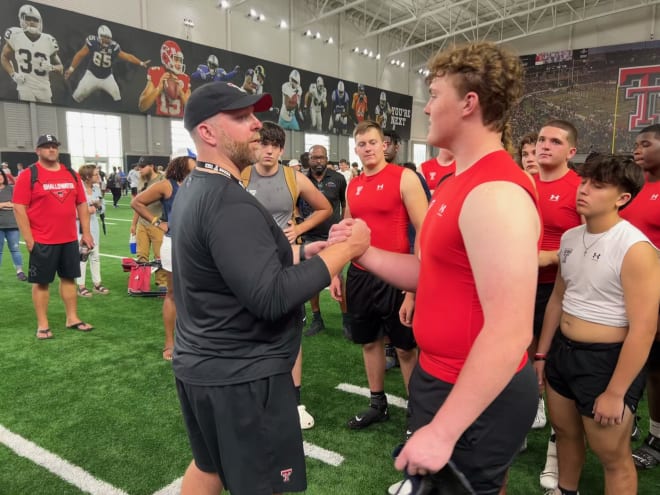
[{"x1": 426, "y1": 42, "x2": 523, "y2": 135}]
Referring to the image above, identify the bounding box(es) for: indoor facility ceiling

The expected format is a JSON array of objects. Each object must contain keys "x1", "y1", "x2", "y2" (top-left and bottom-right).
[{"x1": 300, "y1": 0, "x2": 660, "y2": 66}]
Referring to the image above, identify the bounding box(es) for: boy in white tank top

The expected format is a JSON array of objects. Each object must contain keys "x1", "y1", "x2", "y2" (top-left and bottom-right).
[{"x1": 535, "y1": 154, "x2": 660, "y2": 495}]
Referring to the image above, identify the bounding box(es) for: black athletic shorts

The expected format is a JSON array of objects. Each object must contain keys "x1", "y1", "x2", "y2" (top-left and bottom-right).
[
  {"x1": 176, "y1": 374, "x2": 306, "y2": 495},
  {"x1": 533, "y1": 283, "x2": 555, "y2": 337},
  {"x1": 28, "y1": 240, "x2": 80, "y2": 284},
  {"x1": 648, "y1": 340, "x2": 660, "y2": 373},
  {"x1": 346, "y1": 263, "x2": 415, "y2": 350},
  {"x1": 407, "y1": 362, "x2": 537, "y2": 495},
  {"x1": 545, "y1": 333, "x2": 646, "y2": 417}
]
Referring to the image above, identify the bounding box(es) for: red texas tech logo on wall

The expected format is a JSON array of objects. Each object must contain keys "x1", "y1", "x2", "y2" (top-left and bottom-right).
[{"x1": 618, "y1": 65, "x2": 660, "y2": 131}]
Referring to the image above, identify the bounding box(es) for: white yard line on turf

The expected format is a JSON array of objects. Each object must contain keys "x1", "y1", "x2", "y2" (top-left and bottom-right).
[
  {"x1": 0, "y1": 424, "x2": 130, "y2": 495},
  {"x1": 104, "y1": 217, "x2": 133, "y2": 222},
  {"x1": 335, "y1": 383, "x2": 407, "y2": 409},
  {"x1": 303, "y1": 441, "x2": 344, "y2": 466}
]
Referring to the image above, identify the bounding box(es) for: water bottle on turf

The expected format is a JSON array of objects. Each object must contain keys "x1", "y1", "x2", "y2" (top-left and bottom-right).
[{"x1": 129, "y1": 234, "x2": 137, "y2": 254}]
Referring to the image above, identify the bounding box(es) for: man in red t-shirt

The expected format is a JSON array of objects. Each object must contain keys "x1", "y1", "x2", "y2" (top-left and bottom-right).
[
  {"x1": 534, "y1": 120, "x2": 582, "y2": 490},
  {"x1": 331, "y1": 42, "x2": 541, "y2": 494},
  {"x1": 330, "y1": 120, "x2": 428, "y2": 430},
  {"x1": 624, "y1": 124, "x2": 660, "y2": 470},
  {"x1": 13, "y1": 134, "x2": 94, "y2": 339}
]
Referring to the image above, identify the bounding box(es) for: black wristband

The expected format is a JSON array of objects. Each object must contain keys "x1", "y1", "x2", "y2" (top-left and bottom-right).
[{"x1": 299, "y1": 243, "x2": 306, "y2": 262}]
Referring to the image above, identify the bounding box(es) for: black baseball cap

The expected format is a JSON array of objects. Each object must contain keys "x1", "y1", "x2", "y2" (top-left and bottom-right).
[
  {"x1": 36, "y1": 134, "x2": 60, "y2": 147},
  {"x1": 137, "y1": 156, "x2": 157, "y2": 167},
  {"x1": 183, "y1": 82, "x2": 272, "y2": 131}
]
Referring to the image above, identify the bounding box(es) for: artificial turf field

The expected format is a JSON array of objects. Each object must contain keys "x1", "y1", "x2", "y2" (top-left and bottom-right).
[{"x1": 0, "y1": 197, "x2": 658, "y2": 494}]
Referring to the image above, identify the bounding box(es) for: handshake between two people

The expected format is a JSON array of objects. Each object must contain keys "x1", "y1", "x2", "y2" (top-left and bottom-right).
[
  {"x1": 300, "y1": 219, "x2": 371, "y2": 303},
  {"x1": 302, "y1": 218, "x2": 371, "y2": 260}
]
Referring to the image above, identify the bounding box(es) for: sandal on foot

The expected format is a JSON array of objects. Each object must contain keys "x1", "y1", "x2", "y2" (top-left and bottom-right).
[
  {"x1": 78, "y1": 287, "x2": 93, "y2": 297},
  {"x1": 36, "y1": 328, "x2": 53, "y2": 340},
  {"x1": 66, "y1": 321, "x2": 94, "y2": 332},
  {"x1": 93, "y1": 285, "x2": 110, "y2": 295},
  {"x1": 163, "y1": 347, "x2": 173, "y2": 361}
]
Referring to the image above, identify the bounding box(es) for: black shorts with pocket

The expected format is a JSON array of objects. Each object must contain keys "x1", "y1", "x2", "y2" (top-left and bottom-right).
[
  {"x1": 408, "y1": 362, "x2": 537, "y2": 495},
  {"x1": 176, "y1": 373, "x2": 306, "y2": 495},
  {"x1": 345, "y1": 263, "x2": 416, "y2": 349},
  {"x1": 545, "y1": 332, "x2": 646, "y2": 417},
  {"x1": 28, "y1": 240, "x2": 80, "y2": 284}
]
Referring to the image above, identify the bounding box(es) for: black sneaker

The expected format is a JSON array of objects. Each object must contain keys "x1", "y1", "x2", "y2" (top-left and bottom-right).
[
  {"x1": 305, "y1": 316, "x2": 325, "y2": 336},
  {"x1": 633, "y1": 434, "x2": 660, "y2": 469},
  {"x1": 347, "y1": 405, "x2": 389, "y2": 429}
]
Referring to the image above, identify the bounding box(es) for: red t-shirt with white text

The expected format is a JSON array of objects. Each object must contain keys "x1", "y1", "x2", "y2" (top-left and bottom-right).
[{"x1": 12, "y1": 163, "x2": 86, "y2": 244}]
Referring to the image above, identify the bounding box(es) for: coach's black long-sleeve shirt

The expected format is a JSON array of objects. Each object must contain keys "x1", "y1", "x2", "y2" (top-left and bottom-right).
[{"x1": 171, "y1": 169, "x2": 330, "y2": 386}]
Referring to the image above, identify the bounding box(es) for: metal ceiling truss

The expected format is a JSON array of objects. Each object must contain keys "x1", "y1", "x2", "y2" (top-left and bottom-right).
[{"x1": 303, "y1": 0, "x2": 660, "y2": 65}]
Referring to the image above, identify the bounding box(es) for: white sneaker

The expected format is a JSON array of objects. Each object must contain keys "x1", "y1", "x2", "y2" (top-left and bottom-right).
[
  {"x1": 540, "y1": 436, "x2": 558, "y2": 490},
  {"x1": 298, "y1": 405, "x2": 314, "y2": 430},
  {"x1": 388, "y1": 479, "x2": 412, "y2": 495},
  {"x1": 533, "y1": 396, "x2": 547, "y2": 429}
]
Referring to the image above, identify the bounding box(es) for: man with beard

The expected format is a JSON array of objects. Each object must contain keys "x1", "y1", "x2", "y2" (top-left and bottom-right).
[
  {"x1": 299, "y1": 145, "x2": 348, "y2": 337},
  {"x1": 170, "y1": 81, "x2": 368, "y2": 495}
]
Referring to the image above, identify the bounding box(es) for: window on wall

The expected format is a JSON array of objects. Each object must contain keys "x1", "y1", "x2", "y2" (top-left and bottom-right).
[
  {"x1": 171, "y1": 120, "x2": 196, "y2": 155},
  {"x1": 413, "y1": 143, "x2": 428, "y2": 167},
  {"x1": 66, "y1": 111, "x2": 122, "y2": 173},
  {"x1": 304, "y1": 133, "x2": 330, "y2": 157}
]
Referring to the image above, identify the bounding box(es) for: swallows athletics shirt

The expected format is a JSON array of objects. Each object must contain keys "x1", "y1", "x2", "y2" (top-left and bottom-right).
[{"x1": 13, "y1": 162, "x2": 86, "y2": 244}]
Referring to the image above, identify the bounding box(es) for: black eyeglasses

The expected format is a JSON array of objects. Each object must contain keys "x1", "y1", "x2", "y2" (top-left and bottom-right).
[{"x1": 309, "y1": 155, "x2": 327, "y2": 161}]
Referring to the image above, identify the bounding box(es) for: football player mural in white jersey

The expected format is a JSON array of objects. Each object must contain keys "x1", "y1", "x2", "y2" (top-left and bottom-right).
[
  {"x1": 278, "y1": 69, "x2": 303, "y2": 131},
  {"x1": 1, "y1": 4, "x2": 63, "y2": 103},
  {"x1": 64, "y1": 24, "x2": 150, "y2": 103},
  {"x1": 304, "y1": 76, "x2": 327, "y2": 132}
]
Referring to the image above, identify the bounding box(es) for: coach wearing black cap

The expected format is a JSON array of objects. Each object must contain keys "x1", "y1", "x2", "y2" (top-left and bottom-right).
[
  {"x1": 12, "y1": 134, "x2": 95, "y2": 339},
  {"x1": 171, "y1": 82, "x2": 369, "y2": 495}
]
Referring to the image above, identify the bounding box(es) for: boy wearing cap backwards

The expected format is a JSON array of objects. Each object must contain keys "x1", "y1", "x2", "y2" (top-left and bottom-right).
[
  {"x1": 13, "y1": 134, "x2": 95, "y2": 338},
  {"x1": 170, "y1": 81, "x2": 369, "y2": 495}
]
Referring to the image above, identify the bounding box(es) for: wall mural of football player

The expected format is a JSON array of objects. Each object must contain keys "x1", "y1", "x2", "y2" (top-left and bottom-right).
[
  {"x1": 329, "y1": 80, "x2": 350, "y2": 135},
  {"x1": 1, "y1": 4, "x2": 63, "y2": 103},
  {"x1": 374, "y1": 90, "x2": 392, "y2": 129},
  {"x1": 138, "y1": 40, "x2": 190, "y2": 117},
  {"x1": 278, "y1": 68, "x2": 303, "y2": 131},
  {"x1": 304, "y1": 76, "x2": 327, "y2": 132},
  {"x1": 352, "y1": 83, "x2": 368, "y2": 123},
  {"x1": 191, "y1": 54, "x2": 239, "y2": 83},
  {"x1": 64, "y1": 24, "x2": 149, "y2": 103},
  {"x1": 242, "y1": 64, "x2": 265, "y2": 94}
]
